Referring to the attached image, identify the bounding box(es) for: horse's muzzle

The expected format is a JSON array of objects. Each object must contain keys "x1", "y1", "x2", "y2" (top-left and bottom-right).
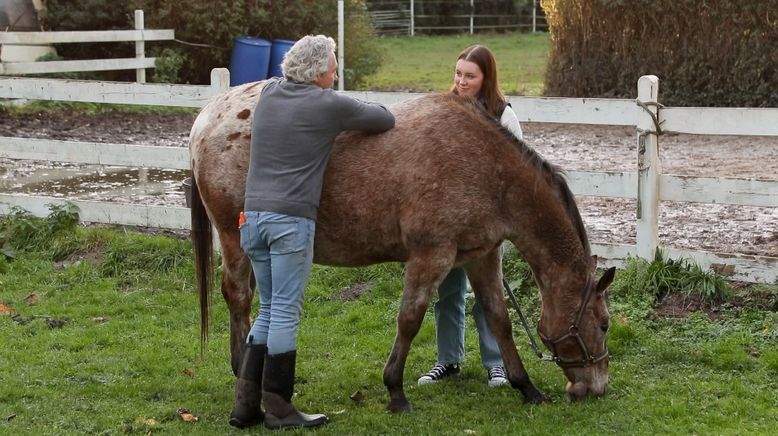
[{"x1": 565, "y1": 379, "x2": 608, "y2": 400}]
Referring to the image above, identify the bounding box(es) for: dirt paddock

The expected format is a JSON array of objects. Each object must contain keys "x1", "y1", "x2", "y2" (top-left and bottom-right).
[{"x1": 1, "y1": 109, "x2": 776, "y2": 258}]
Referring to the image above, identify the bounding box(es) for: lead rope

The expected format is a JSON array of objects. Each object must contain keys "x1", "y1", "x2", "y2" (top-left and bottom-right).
[{"x1": 502, "y1": 278, "x2": 553, "y2": 361}]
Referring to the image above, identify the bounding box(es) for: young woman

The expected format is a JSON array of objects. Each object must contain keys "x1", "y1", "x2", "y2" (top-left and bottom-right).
[{"x1": 417, "y1": 44, "x2": 523, "y2": 388}]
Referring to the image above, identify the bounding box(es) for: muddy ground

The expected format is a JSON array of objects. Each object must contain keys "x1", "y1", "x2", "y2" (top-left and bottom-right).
[{"x1": 1, "y1": 109, "x2": 777, "y2": 258}]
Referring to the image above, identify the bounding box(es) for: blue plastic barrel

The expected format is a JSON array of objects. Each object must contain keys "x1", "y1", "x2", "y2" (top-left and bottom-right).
[
  {"x1": 229, "y1": 37, "x2": 271, "y2": 86},
  {"x1": 267, "y1": 39, "x2": 296, "y2": 78}
]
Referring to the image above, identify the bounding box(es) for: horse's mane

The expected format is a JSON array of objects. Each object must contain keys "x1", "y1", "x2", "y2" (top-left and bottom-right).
[{"x1": 441, "y1": 94, "x2": 592, "y2": 257}]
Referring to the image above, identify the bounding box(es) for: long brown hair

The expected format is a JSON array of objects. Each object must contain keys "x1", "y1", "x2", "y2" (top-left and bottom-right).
[{"x1": 450, "y1": 44, "x2": 506, "y2": 117}]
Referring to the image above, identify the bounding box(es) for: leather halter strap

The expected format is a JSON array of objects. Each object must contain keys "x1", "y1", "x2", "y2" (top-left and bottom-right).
[{"x1": 537, "y1": 278, "x2": 608, "y2": 368}]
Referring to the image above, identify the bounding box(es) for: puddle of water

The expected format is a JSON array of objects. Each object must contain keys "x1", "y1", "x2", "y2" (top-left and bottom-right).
[{"x1": 0, "y1": 159, "x2": 190, "y2": 206}]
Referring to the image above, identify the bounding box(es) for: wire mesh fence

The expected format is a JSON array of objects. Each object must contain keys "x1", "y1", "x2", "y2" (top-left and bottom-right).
[{"x1": 363, "y1": 0, "x2": 547, "y2": 36}]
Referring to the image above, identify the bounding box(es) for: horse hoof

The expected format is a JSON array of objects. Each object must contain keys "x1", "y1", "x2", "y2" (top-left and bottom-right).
[
  {"x1": 387, "y1": 399, "x2": 414, "y2": 413},
  {"x1": 523, "y1": 390, "x2": 548, "y2": 405}
]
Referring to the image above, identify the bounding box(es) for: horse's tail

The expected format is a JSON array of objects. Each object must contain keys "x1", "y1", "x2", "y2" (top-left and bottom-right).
[{"x1": 190, "y1": 175, "x2": 213, "y2": 355}]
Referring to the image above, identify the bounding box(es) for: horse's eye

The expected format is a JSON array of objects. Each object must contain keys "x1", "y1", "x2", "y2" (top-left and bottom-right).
[{"x1": 600, "y1": 324, "x2": 609, "y2": 334}]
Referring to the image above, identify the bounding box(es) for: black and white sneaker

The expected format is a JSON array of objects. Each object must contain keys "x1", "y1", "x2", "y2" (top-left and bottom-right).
[
  {"x1": 487, "y1": 366, "x2": 509, "y2": 387},
  {"x1": 417, "y1": 363, "x2": 461, "y2": 385}
]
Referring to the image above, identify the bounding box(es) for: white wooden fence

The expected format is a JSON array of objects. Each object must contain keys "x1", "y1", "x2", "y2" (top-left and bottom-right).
[
  {"x1": 0, "y1": 10, "x2": 172, "y2": 83},
  {"x1": 0, "y1": 72, "x2": 776, "y2": 283}
]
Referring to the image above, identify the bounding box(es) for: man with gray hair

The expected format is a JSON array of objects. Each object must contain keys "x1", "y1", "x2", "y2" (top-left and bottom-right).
[{"x1": 229, "y1": 34, "x2": 395, "y2": 430}]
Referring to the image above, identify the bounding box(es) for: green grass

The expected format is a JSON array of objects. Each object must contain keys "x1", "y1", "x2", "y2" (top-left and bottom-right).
[
  {"x1": 1, "y1": 212, "x2": 776, "y2": 435},
  {"x1": 360, "y1": 33, "x2": 551, "y2": 95}
]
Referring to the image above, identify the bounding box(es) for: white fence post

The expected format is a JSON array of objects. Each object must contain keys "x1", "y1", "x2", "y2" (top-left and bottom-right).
[
  {"x1": 210, "y1": 68, "x2": 230, "y2": 94},
  {"x1": 134, "y1": 10, "x2": 146, "y2": 83},
  {"x1": 636, "y1": 75, "x2": 661, "y2": 259}
]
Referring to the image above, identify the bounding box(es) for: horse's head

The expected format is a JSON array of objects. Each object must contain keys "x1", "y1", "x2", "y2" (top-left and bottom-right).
[{"x1": 538, "y1": 265, "x2": 615, "y2": 400}]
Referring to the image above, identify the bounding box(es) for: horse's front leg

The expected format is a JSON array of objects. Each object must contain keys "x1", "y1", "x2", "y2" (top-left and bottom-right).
[
  {"x1": 383, "y1": 249, "x2": 452, "y2": 413},
  {"x1": 218, "y1": 227, "x2": 255, "y2": 375},
  {"x1": 465, "y1": 248, "x2": 547, "y2": 404}
]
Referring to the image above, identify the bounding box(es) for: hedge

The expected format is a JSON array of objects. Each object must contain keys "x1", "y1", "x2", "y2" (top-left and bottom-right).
[{"x1": 541, "y1": 0, "x2": 778, "y2": 107}]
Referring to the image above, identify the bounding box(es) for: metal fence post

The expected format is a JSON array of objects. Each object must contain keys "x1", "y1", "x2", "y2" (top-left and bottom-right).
[
  {"x1": 338, "y1": 0, "x2": 345, "y2": 91},
  {"x1": 470, "y1": 0, "x2": 474, "y2": 34},
  {"x1": 410, "y1": 0, "x2": 415, "y2": 36},
  {"x1": 134, "y1": 10, "x2": 146, "y2": 83},
  {"x1": 636, "y1": 75, "x2": 661, "y2": 259}
]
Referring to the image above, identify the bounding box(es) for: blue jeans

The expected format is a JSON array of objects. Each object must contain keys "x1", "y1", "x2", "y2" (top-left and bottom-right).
[
  {"x1": 434, "y1": 267, "x2": 503, "y2": 369},
  {"x1": 240, "y1": 211, "x2": 315, "y2": 354}
]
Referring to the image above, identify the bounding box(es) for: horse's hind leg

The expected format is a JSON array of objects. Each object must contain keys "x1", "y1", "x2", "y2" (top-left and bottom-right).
[
  {"x1": 465, "y1": 248, "x2": 547, "y2": 404},
  {"x1": 218, "y1": 227, "x2": 255, "y2": 375},
  {"x1": 383, "y1": 250, "x2": 452, "y2": 413}
]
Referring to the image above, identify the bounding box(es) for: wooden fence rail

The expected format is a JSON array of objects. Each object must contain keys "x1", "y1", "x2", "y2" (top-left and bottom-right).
[
  {"x1": 0, "y1": 71, "x2": 776, "y2": 283},
  {"x1": 0, "y1": 10, "x2": 173, "y2": 83}
]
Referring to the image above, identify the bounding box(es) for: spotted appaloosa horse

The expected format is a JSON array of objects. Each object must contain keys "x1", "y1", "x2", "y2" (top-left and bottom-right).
[{"x1": 189, "y1": 81, "x2": 615, "y2": 412}]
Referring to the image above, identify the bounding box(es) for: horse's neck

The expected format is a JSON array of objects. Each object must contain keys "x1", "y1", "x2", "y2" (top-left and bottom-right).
[{"x1": 504, "y1": 175, "x2": 590, "y2": 294}]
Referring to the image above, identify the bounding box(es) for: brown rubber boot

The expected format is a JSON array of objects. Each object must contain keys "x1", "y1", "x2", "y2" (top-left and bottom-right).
[
  {"x1": 262, "y1": 350, "x2": 328, "y2": 430},
  {"x1": 228, "y1": 342, "x2": 266, "y2": 429}
]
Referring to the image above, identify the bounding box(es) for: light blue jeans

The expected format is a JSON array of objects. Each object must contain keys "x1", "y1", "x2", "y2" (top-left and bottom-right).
[
  {"x1": 240, "y1": 211, "x2": 315, "y2": 354},
  {"x1": 435, "y1": 267, "x2": 503, "y2": 369}
]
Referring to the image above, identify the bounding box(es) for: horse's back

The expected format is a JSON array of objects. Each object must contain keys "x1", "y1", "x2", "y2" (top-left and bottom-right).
[
  {"x1": 315, "y1": 94, "x2": 518, "y2": 265},
  {"x1": 190, "y1": 88, "x2": 518, "y2": 266}
]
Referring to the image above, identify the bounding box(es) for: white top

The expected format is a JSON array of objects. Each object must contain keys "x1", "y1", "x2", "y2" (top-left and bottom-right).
[{"x1": 500, "y1": 105, "x2": 523, "y2": 140}]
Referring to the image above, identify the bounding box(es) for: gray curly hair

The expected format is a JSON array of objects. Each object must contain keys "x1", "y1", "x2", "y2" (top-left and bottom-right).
[{"x1": 281, "y1": 35, "x2": 336, "y2": 84}]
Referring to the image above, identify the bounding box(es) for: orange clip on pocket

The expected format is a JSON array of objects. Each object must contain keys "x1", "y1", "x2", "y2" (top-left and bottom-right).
[{"x1": 238, "y1": 211, "x2": 246, "y2": 227}]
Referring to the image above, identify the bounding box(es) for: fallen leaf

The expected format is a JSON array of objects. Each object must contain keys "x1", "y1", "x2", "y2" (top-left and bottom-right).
[
  {"x1": 135, "y1": 416, "x2": 157, "y2": 427},
  {"x1": 24, "y1": 294, "x2": 39, "y2": 305},
  {"x1": 182, "y1": 368, "x2": 194, "y2": 378},
  {"x1": 177, "y1": 408, "x2": 199, "y2": 423},
  {"x1": 6, "y1": 413, "x2": 16, "y2": 421},
  {"x1": 464, "y1": 430, "x2": 477, "y2": 435},
  {"x1": 46, "y1": 319, "x2": 67, "y2": 328},
  {"x1": 0, "y1": 303, "x2": 16, "y2": 316},
  {"x1": 349, "y1": 390, "x2": 364, "y2": 404},
  {"x1": 332, "y1": 409, "x2": 347, "y2": 415},
  {"x1": 11, "y1": 314, "x2": 31, "y2": 325},
  {"x1": 92, "y1": 316, "x2": 108, "y2": 323}
]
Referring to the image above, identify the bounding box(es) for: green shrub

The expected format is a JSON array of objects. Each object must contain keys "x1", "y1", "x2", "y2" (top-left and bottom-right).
[
  {"x1": 0, "y1": 204, "x2": 79, "y2": 255},
  {"x1": 648, "y1": 250, "x2": 730, "y2": 303},
  {"x1": 42, "y1": 1, "x2": 381, "y2": 87},
  {"x1": 150, "y1": 48, "x2": 186, "y2": 84}
]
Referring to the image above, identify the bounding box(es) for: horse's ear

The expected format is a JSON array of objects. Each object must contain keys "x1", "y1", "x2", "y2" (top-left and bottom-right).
[
  {"x1": 596, "y1": 267, "x2": 616, "y2": 293},
  {"x1": 590, "y1": 255, "x2": 599, "y2": 272}
]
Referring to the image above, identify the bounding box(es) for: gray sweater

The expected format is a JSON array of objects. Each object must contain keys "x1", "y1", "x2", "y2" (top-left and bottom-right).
[{"x1": 244, "y1": 78, "x2": 395, "y2": 220}]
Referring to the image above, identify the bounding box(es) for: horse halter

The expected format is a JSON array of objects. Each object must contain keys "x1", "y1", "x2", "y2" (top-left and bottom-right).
[{"x1": 537, "y1": 278, "x2": 609, "y2": 368}]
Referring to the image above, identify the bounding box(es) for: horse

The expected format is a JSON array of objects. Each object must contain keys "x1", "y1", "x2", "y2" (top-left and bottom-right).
[{"x1": 189, "y1": 81, "x2": 615, "y2": 412}]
